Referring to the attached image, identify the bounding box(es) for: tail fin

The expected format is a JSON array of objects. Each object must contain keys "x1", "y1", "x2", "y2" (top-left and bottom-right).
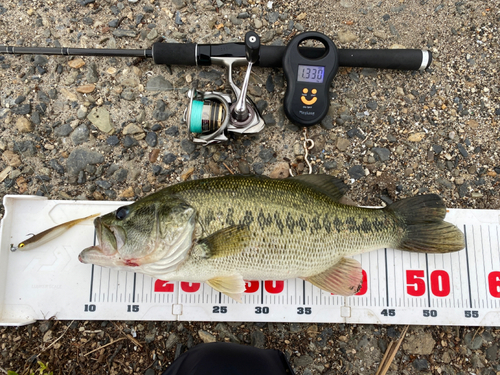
[{"x1": 387, "y1": 194, "x2": 465, "y2": 253}]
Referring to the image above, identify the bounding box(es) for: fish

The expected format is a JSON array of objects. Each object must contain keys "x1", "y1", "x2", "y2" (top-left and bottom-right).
[
  {"x1": 78, "y1": 174, "x2": 465, "y2": 301},
  {"x1": 17, "y1": 213, "x2": 100, "y2": 251}
]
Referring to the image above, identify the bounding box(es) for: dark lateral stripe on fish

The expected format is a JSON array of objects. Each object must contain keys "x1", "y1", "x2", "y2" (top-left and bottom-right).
[{"x1": 200, "y1": 206, "x2": 392, "y2": 236}]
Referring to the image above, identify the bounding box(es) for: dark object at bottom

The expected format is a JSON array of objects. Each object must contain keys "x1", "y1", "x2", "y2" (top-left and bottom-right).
[{"x1": 161, "y1": 342, "x2": 295, "y2": 375}]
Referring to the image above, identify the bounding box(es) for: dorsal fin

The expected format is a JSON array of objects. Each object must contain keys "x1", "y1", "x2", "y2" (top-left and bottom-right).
[{"x1": 289, "y1": 174, "x2": 348, "y2": 202}]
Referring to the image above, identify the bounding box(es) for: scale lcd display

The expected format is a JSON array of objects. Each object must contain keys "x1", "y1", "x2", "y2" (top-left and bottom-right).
[{"x1": 297, "y1": 65, "x2": 325, "y2": 83}]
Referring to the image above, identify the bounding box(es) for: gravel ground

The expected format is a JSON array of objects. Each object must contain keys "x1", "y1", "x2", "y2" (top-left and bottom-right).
[{"x1": 1, "y1": 0, "x2": 500, "y2": 374}]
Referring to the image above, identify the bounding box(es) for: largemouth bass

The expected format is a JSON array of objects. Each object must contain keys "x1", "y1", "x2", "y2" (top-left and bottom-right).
[{"x1": 79, "y1": 175, "x2": 465, "y2": 301}]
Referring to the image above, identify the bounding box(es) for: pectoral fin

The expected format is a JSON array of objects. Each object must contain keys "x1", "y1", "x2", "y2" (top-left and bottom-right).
[
  {"x1": 197, "y1": 225, "x2": 250, "y2": 259},
  {"x1": 302, "y1": 258, "x2": 363, "y2": 296},
  {"x1": 207, "y1": 275, "x2": 245, "y2": 302}
]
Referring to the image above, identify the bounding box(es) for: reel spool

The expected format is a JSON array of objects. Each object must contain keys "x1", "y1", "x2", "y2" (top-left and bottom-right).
[{"x1": 185, "y1": 89, "x2": 231, "y2": 144}]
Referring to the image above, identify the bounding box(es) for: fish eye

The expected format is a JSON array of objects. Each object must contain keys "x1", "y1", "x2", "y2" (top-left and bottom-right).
[
  {"x1": 19, "y1": 243, "x2": 25, "y2": 248},
  {"x1": 115, "y1": 206, "x2": 130, "y2": 220}
]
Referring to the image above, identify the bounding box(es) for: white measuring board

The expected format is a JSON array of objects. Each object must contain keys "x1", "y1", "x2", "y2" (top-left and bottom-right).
[{"x1": 0, "y1": 195, "x2": 499, "y2": 327}]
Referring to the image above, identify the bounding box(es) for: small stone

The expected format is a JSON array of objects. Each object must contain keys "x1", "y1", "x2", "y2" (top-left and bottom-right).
[
  {"x1": 457, "y1": 143, "x2": 468, "y2": 158},
  {"x1": 87, "y1": 107, "x2": 114, "y2": 134},
  {"x1": 408, "y1": 132, "x2": 425, "y2": 142},
  {"x1": 336, "y1": 137, "x2": 350, "y2": 151},
  {"x1": 320, "y1": 115, "x2": 334, "y2": 130},
  {"x1": 181, "y1": 139, "x2": 196, "y2": 154},
  {"x1": 123, "y1": 123, "x2": 143, "y2": 136},
  {"x1": 265, "y1": 74, "x2": 274, "y2": 93},
  {"x1": 106, "y1": 135, "x2": 120, "y2": 146},
  {"x1": 180, "y1": 167, "x2": 195, "y2": 181},
  {"x1": 251, "y1": 330, "x2": 265, "y2": 348},
  {"x1": 165, "y1": 333, "x2": 178, "y2": 349},
  {"x1": 412, "y1": 358, "x2": 429, "y2": 371},
  {"x1": 165, "y1": 126, "x2": 179, "y2": 137},
  {"x1": 145, "y1": 333, "x2": 156, "y2": 344},
  {"x1": 238, "y1": 160, "x2": 250, "y2": 174},
  {"x1": 253, "y1": 162, "x2": 265, "y2": 175},
  {"x1": 269, "y1": 162, "x2": 289, "y2": 179},
  {"x1": 259, "y1": 148, "x2": 275, "y2": 163},
  {"x1": 68, "y1": 58, "x2": 85, "y2": 69},
  {"x1": 372, "y1": 147, "x2": 391, "y2": 162},
  {"x1": 146, "y1": 75, "x2": 173, "y2": 91},
  {"x1": 323, "y1": 160, "x2": 337, "y2": 170},
  {"x1": 432, "y1": 144, "x2": 443, "y2": 154},
  {"x1": 172, "y1": 0, "x2": 186, "y2": 9},
  {"x1": 464, "y1": 332, "x2": 482, "y2": 350},
  {"x1": 122, "y1": 135, "x2": 138, "y2": 148},
  {"x1": 120, "y1": 186, "x2": 135, "y2": 198},
  {"x1": 87, "y1": 62, "x2": 99, "y2": 83},
  {"x1": 2, "y1": 150, "x2": 22, "y2": 167},
  {"x1": 366, "y1": 100, "x2": 378, "y2": 110},
  {"x1": 466, "y1": 119, "x2": 479, "y2": 129},
  {"x1": 348, "y1": 165, "x2": 365, "y2": 180},
  {"x1": 16, "y1": 117, "x2": 34, "y2": 133},
  {"x1": 338, "y1": 30, "x2": 357, "y2": 43},
  {"x1": 145, "y1": 132, "x2": 157, "y2": 147},
  {"x1": 294, "y1": 355, "x2": 313, "y2": 367},
  {"x1": 485, "y1": 344, "x2": 498, "y2": 361},
  {"x1": 42, "y1": 330, "x2": 53, "y2": 343},
  {"x1": 403, "y1": 331, "x2": 436, "y2": 355},
  {"x1": 71, "y1": 124, "x2": 90, "y2": 145},
  {"x1": 76, "y1": 84, "x2": 96, "y2": 93},
  {"x1": 66, "y1": 147, "x2": 104, "y2": 175},
  {"x1": 163, "y1": 153, "x2": 177, "y2": 164},
  {"x1": 39, "y1": 321, "x2": 52, "y2": 334},
  {"x1": 263, "y1": 113, "x2": 276, "y2": 126},
  {"x1": 113, "y1": 29, "x2": 137, "y2": 38},
  {"x1": 198, "y1": 330, "x2": 216, "y2": 343}
]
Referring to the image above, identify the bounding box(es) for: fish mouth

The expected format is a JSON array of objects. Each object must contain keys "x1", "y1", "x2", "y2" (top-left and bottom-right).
[{"x1": 78, "y1": 217, "x2": 135, "y2": 267}]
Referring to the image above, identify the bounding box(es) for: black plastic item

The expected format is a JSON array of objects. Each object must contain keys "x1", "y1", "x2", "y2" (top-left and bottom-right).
[
  {"x1": 152, "y1": 42, "x2": 197, "y2": 66},
  {"x1": 161, "y1": 342, "x2": 295, "y2": 375},
  {"x1": 338, "y1": 49, "x2": 432, "y2": 70},
  {"x1": 282, "y1": 31, "x2": 339, "y2": 127},
  {"x1": 245, "y1": 31, "x2": 260, "y2": 64}
]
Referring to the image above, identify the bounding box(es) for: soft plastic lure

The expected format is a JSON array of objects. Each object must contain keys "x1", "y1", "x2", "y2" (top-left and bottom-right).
[{"x1": 16, "y1": 213, "x2": 100, "y2": 251}]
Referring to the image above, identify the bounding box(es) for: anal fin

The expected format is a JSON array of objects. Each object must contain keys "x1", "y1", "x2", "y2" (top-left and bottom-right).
[
  {"x1": 302, "y1": 258, "x2": 363, "y2": 296},
  {"x1": 207, "y1": 275, "x2": 245, "y2": 303}
]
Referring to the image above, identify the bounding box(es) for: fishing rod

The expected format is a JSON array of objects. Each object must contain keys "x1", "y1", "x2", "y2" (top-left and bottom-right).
[{"x1": 1, "y1": 31, "x2": 432, "y2": 145}]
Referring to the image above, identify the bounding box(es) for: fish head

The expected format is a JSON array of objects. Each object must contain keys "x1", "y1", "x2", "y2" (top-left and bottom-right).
[{"x1": 78, "y1": 196, "x2": 197, "y2": 269}]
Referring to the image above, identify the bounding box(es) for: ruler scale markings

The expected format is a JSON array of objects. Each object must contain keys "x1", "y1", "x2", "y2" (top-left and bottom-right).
[
  {"x1": 384, "y1": 249, "x2": 389, "y2": 307},
  {"x1": 89, "y1": 264, "x2": 95, "y2": 302},
  {"x1": 107, "y1": 269, "x2": 111, "y2": 303},
  {"x1": 425, "y1": 253, "x2": 431, "y2": 308},
  {"x1": 98, "y1": 266, "x2": 103, "y2": 303},
  {"x1": 132, "y1": 273, "x2": 136, "y2": 303},
  {"x1": 464, "y1": 225, "x2": 473, "y2": 309},
  {"x1": 88, "y1": 227, "x2": 97, "y2": 303},
  {"x1": 480, "y1": 226, "x2": 488, "y2": 309},
  {"x1": 472, "y1": 226, "x2": 480, "y2": 309},
  {"x1": 303, "y1": 280, "x2": 305, "y2": 306},
  {"x1": 260, "y1": 281, "x2": 264, "y2": 305}
]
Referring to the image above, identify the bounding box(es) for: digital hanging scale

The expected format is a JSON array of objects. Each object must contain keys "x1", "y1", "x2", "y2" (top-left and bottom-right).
[{"x1": 283, "y1": 32, "x2": 339, "y2": 127}]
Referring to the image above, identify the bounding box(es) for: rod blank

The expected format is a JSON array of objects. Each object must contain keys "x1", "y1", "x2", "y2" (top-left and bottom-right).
[{"x1": 1, "y1": 46, "x2": 152, "y2": 58}]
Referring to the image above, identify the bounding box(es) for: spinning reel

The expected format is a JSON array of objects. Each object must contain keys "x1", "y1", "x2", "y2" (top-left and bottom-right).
[{"x1": 183, "y1": 31, "x2": 265, "y2": 145}]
